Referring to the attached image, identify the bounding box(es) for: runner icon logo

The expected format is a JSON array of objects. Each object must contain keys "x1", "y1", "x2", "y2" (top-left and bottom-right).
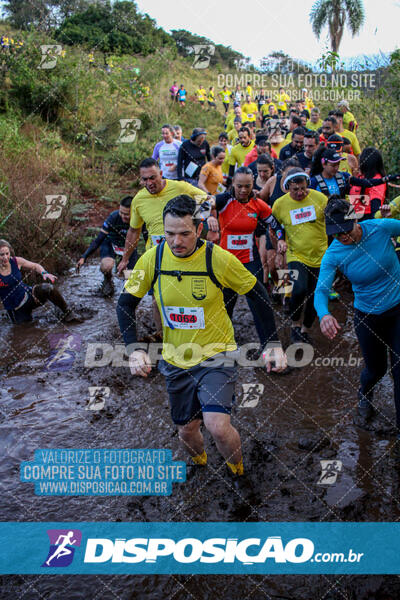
[
  {"x1": 38, "y1": 45, "x2": 62, "y2": 69},
  {"x1": 43, "y1": 195, "x2": 67, "y2": 220},
  {"x1": 239, "y1": 383, "x2": 264, "y2": 408},
  {"x1": 191, "y1": 45, "x2": 215, "y2": 69},
  {"x1": 317, "y1": 460, "x2": 343, "y2": 485},
  {"x1": 117, "y1": 119, "x2": 142, "y2": 144},
  {"x1": 42, "y1": 529, "x2": 82, "y2": 567},
  {"x1": 87, "y1": 386, "x2": 110, "y2": 411}
]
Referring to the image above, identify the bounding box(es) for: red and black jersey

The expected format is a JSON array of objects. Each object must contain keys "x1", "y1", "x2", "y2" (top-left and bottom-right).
[{"x1": 216, "y1": 192, "x2": 283, "y2": 263}]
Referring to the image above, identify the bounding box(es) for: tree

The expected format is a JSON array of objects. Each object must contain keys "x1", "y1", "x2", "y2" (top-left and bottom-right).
[
  {"x1": 56, "y1": 1, "x2": 174, "y2": 56},
  {"x1": 310, "y1": 0, "x2": 365, "y2": 53},
  {"x1": 171, "y1": 29, "x2": 244, "y2": 69}
]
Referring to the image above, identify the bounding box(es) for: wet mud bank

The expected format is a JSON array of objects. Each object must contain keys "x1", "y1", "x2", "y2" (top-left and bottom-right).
[{"x1": 1, "y1": 264, "x2": 400, "y2": 599}]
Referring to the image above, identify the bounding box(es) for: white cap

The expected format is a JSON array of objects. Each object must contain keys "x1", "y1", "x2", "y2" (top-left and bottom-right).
[{"x1": 301, "y1": 88, "x2": 307, "y2": 93}]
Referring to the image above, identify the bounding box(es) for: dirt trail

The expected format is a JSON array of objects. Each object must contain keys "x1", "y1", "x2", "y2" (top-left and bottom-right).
[{"x1": 1, "y1": 264, "x2": 400, "y2": 599}]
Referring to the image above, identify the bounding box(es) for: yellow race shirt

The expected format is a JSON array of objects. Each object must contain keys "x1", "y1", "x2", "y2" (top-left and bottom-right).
[
  {"x1": 208, "y1": 90, "x2": 215, "y2": 102},
  {"x1": 241, "y1": 102, "x2": 258, "y2": 122},
  {"x1": 130, "y1": 180, "x2": 207, "y2": 249},
  {"x1": 277, "y1": 92, "x2": 290, "y2": 111},
  {"x1": 228, "y1": 128, "x2": 239, "y2": 144},
  {"x1": 339, "y1": 128, "x2": 360, "y2": 156},
  {"x1": 260, "y1": 103, "x2": 278, "y2": 117},
  {"x1": 306, "y1": 119, "x2": 323, "y2": 131},
  {"x1": 228, "y1": 141, "x2": 256, "y2": 168},
  {"x1": 343, "y1": 111, "x2": 357, "y2": 131},
  {"x1": 125, "y1": 242, "x2": 256, "y2": 368},
  {"x1": 219, "y1": 90, "x2": 232, "y2": 103},
  {"x1": 305, "y1": 97, "x2": 314, "y2": 112},
  {"x1": 245, "y1": 85, "x2": 253, "y2": 97},
  {"x1": 272, "y1": 189, "x2": 328, "y2": 267},
  {"x1": 196, "y1": 88, "x2": 206, "y2": 101}
]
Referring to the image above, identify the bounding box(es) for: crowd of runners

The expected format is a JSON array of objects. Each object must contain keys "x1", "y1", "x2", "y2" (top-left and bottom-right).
[{"x1": 2, "y1": 82, "x2": 400, "y2": 492}]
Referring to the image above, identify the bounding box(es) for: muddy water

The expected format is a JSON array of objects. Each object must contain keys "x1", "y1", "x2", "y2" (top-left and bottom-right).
[{"x1": 1, "y1": 263, "x2": 400, "y2": 599}]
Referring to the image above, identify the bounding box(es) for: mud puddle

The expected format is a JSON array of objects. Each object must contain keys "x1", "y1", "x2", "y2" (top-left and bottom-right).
[{"x1": 1, "y1": 263, "x2": 400, "y2": 599}]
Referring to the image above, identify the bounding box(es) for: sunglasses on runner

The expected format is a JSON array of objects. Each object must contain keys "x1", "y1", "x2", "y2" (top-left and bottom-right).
[{"x1": 327, "y1": 142, "x2": 343, "y2": 151}]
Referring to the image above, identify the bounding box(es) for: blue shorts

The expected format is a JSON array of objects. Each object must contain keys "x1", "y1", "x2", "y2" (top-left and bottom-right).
[{"x1": 158, "y1": 359, "x2": 238, "y2": 425}]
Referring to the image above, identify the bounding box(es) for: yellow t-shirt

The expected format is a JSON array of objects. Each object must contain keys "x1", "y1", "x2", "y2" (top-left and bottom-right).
[
  {"x1": 228, "y1": 128, "x2": 239, "y2": 144},
  {"x1": 339, "y1": 128, "x2": 360, "y2": 156},
  {"x1": 343, "y1": 111, "x2": 357, "y2": 131},
  {"x1": 199, "y1": 162, "x2": 223, "y2": 194},
  {"x1": 124, "y1": 242, "x2": 256, "y2": 368},
  {"x1": 277, "y1": 92, "x2": 290, "y2": 111},
  {"x1": 130, "y1": 180, "x2": 207, "y2": 249},
  {"x1": 305, "y1": 97, "x2": 314, "y2": 112},
  {"x1": 219, "y1": 90, "x2": 232, "y2": 103},
  {"x1": 228, "y1": 141, "x2": 256, "y2": 168},
  {"x1": 245, "y1": 85, "x2": 253, "y2": 97},
  {"x1": 306, "y1": 119, "x2": 323, "y2": 131},
  {"x1": 271, "y1": 140, "x2": 287, "y2": 156},
  {"x1": 241, "y1": 102, "x2": 258, "y2": 122},
  {"x1": 208, "y1": 90, "x2": 215, "y2": 102},
  {"x1": 272, "y1": 189, "x2": 328, "y2": 267},
  {"x1": 260, "y1": 103, "x2": 278, "y2": 117},
  {"x1": 196, "y1": 88, "x2": 206, "y2": 101},
  {"x1": 221, "y1": 147, "x2": 231, "y2": 176}
]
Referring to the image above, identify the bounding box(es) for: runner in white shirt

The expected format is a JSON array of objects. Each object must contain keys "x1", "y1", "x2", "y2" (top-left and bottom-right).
[{"x1": 152, "y1": 124, "x2": 182, "y2": 180}]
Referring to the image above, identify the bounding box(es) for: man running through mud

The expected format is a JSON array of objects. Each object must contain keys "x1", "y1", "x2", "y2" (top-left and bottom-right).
[
  {"x1": 117, "y1": 195, "x2": 286, "y2": 489},
  {"x1": 77, "y1": 196, "x2": 134, "y2": 297}
]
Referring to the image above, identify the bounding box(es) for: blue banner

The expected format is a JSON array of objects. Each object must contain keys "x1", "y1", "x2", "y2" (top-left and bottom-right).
[{"x1": 0, "y1": 522, "x2": 399, "y2": 574}]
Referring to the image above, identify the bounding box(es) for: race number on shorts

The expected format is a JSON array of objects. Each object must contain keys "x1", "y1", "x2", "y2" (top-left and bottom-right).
[{"x1": 164, "y1": 306, "x2": 205, "y2": 329}]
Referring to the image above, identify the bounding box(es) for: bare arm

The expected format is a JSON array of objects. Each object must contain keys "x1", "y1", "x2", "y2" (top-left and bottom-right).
[
  {"x1": 258, "y1": 175, "x2": 275, "y2": 202},
  {"x1": 117, "y1": 227, "x2": 141, "y2": 274},
  {"x1": 16, "y1": 257, "x2": 57, "y2": 282},
  {"x1": 197, "y1": 170, "x2": 209, "y2": 193}
]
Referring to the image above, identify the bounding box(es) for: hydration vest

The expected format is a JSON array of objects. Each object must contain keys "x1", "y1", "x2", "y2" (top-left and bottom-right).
[{"x1": 315, "y1": 172, "x2": 347, "y2": 197}]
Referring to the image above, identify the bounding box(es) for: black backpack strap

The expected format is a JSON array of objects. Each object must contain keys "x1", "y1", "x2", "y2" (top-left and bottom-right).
[
  {"x1": 315, "y1": 174, "x2": 328, "y2": 196},
  {"x1": 150, "y1": 239, "x2": 165, "y2": 290},
  {"x1": 205, "y1": 241, "x2": 223, "y2": 290},
  {"x1": 335, "y1": 172, "x2": 347, "y2": 196}
]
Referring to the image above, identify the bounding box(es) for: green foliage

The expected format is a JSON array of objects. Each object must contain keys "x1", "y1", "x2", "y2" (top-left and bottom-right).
[
  {"x1": 171, "y1": 29, "x2": 245, "y2": 69},
  {"x1": 56, "y1": 1, "x2": 174, "y2": 56}
]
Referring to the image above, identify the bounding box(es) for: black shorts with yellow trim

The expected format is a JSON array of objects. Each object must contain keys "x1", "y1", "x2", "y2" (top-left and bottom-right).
[{"x1": 158, "y1": 355, "x2": 238, "y2": 425}]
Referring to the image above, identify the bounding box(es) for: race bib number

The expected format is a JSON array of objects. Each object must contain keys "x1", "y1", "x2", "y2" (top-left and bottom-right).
[
  {"x1": 151, "y1": 235, "x2": 164, "y2": 246},
  {"x1": 247, "y1": 113, "x2": 254, "y2": 119},
  {"x1": 227, "y1": 233, "x2": 253, "y2": 249},
  {"x1": 164, "y1": 306, "x2": 205, "y2": 329},
  {"x1": 290, "y1": 205, "x2": 316, "y2": 225},
  {"x1": 112, "y1": 245, "x2": 125, "y2": 256},
  {"x1": 216, "y1": 183, "x2": 226, "y2": 193}
]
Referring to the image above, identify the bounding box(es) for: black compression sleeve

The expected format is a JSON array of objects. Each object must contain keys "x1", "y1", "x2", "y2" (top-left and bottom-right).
[
  {"x1": 349, "y1": 176, "x2": 387, "y2": 187},
  {"x1": 116, "y1": 292, "x2": 141, "y2": 349},
  {"x1": 245, "y1": 280, "x2": 280, "y2": 346},
  {"x1": 82, "y1": 231, "x2": 107, "y2": 260}
]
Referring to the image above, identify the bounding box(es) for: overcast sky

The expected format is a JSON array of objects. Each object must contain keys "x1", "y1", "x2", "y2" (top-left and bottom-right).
[{"x1": 136, "y1": 0, "x2": 398, "y2": 66}]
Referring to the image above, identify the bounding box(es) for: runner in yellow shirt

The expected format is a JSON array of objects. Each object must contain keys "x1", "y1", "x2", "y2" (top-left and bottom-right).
[
  {"x1": 245, "y1": 84, "x2": 253, "y2": 98},
  {"x1": 227, "y1": 127, "x2": 255, "y2": 182},
  {"x1": 196, "y1": 85, "x2": 207, "y2": 108},
  {"x1": 301, "y1": 88, "x2": 314, "y2": 113},
  {"x1": 117, "y1": 195, "x2": 286, "y2": 488},
  {"x1": 207, "y1": 86, "x2": 216, "y2": 108},
  {"x1": 219, "y1": 85, "x2": 232, "y2": 113},
  {"x1": 306, "y1": 107, "x2": 323, "y2": 131},
  {"x1": 331, "y1": 110, "x2": 360, "y2": 156},
  {"x1": 228, "y1": 118, "x2": 242, "y2": 144},
  {"x1": 272, "y1": 168, "x2": 327, "y2": 346},
  {"x1": 277, "y1": 87, "x2": 290, "y2": 116},
  {"x1": 241, "y1": 95, "x2": 258, "y2": 125},
  {"x1": 337, "y1": 99, "x2": 358, "y2": 132}
]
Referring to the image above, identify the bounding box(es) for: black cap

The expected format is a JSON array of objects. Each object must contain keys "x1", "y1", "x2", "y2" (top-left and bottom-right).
[
  {"x1": 322, "y1": 148, "x2": 342, "y2": 163},
  {"x1": 325, "y1": 211, "x2": 355, "y2": 236}
]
